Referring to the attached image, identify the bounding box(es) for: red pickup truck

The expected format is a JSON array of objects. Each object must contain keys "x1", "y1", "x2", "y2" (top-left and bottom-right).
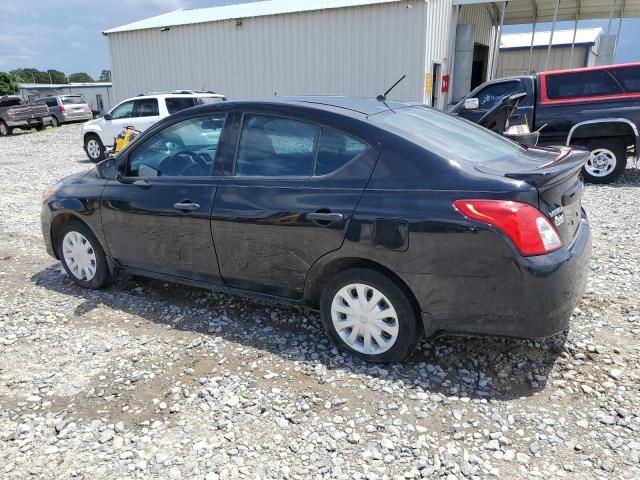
[{"x1": 0, "y1": 95, "x2": 51, "y2": 136}]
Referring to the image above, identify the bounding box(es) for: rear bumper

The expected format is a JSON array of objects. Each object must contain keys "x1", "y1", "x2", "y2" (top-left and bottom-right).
[
  {"x1": 6, "y1": 117, "x2": 50, "y2": 128},
  {"x1": 60, "y1": 112, "x2": 93, "y2": 122},
  {"x1": 412, "y1": 214, "x2": 591, "y2": 339}
]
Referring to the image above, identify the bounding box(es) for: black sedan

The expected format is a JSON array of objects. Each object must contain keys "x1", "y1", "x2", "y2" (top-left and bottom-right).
[{"x1": 41, "y1": 97, "x2": 591, "y2": 363}]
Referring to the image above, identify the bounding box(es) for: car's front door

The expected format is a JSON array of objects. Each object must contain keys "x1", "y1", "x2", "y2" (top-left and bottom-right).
[
  {"x1": 100, "y1": 113, "x2": 228, "y2": 284},
  {"x1": 211, "y1": 113, "x2": 379, "y2": 298}
]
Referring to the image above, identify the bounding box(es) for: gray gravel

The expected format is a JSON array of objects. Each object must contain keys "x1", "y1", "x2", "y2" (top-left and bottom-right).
[{"x1": 1, "y1": 124, "x2": 639, "y2": 479}]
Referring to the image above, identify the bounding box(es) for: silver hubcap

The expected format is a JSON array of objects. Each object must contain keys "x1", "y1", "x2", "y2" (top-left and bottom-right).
[
  {"x1": 331, "y1": 283, "x2": 399, "y2": 355},
  {"x1": 62, "y1": 231, "x2": 97, "y2": 281},
  {"x1": 585, "y1": 148, "x2": 616, "y2": 177},
  {"x1": 87, "y1": 139, "x2": 101, "y2": 159}
]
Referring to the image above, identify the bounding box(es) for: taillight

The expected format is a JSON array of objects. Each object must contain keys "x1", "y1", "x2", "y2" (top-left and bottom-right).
[
  {"x1": 453, "y1": 199, "x2": 563, "y2": 256},
  {"x1": 58, "y1": 105, "x2": 65, "y2": 113},
  {"x1": 7, "y1": 109, "x2": 14, "y2": 118}
]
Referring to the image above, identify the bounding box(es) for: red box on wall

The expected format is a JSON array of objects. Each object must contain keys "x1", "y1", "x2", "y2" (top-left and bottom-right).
[{"x1": 441, "y1": 75, "x2": 449, "y2": 93}]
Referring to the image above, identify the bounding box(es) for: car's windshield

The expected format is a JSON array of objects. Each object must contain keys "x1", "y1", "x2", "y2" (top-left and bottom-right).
[{"x1": 370, "y1": 106, "x2": 525, "y2": 163}]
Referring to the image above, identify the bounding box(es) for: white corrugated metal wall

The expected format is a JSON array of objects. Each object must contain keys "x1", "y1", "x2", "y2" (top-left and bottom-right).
[
  {"x1": 108, "y1": 1, "x2": 433, "y2": 105},
  {"x1": 496, "y1": 45, "x2": 590, "y2": 77},
  {"x1": 457, "y1": 3, "x2": 493, "y2": 47}
]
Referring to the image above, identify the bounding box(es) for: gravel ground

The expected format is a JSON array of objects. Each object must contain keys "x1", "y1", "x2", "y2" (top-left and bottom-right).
[{"x1": 0, "y1": 124, "x2": 639, "y2": 480}]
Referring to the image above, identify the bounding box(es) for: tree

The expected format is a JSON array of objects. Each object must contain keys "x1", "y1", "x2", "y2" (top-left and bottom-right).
[
  {"x1": 10, "y1": 68, "x2": 49, "y2": 83},
  {"x1": 68, "y1": 72, "x2": 93, "y2": 83},
  {"x1": 0, "y1": 72, "x2": 19, "y2": 95},
  {"x1": 99, "y1": 69, "x2": 111, "y2": 82},
  {"x1": 47, "y1": 69, "x2": 67, "y2": 84}
]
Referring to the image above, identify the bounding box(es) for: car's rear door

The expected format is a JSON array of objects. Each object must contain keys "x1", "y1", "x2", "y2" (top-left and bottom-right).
[
  {"x1": 100, "y1": 113, "x2": 228, "y2": 284},
  {"x1": 211, "y1": 112, "x2": 379, "y2": 298}
]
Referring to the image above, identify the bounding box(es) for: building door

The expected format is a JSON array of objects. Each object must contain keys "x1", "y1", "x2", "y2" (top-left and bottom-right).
[
  {"x1": 96, "y1": 94, "x2": 104, "y2": 114},
  {"x1": 471, "y1": 44, "x2": 489, "y2": 90},
  {"x1": 431, "y1": 63, "x2": 441, "y2": 108}
]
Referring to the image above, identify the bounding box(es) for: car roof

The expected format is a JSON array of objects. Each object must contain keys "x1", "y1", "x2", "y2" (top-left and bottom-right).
[{"x1": 223, "y1": 96, "x2": 413, "y2": 117}]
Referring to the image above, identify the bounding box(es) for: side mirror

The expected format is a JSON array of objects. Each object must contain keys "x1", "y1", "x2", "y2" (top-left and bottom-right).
[
  {"x1": 103, "y1": 113, "x2": 113, "y2": 120},
  {"x1": 96, "y1": 158, "x2": 119, "y2": 180},
  {"x1": 464, "y1": 98, "x2": 479, "y2": 110}
]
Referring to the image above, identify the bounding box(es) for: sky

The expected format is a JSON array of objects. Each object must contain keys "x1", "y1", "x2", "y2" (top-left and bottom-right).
[{"x1": 1, "y1": 0, "x2": 639, "y2": 79}]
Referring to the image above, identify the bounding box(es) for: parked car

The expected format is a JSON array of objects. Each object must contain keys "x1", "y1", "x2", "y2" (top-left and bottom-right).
[
  {"x1": 452, "y1": 62, "x2": 640, "y2": 183},
  {"x1": 42, "y1": 97, "x2": 591, "y2": 363},
  {"x1": 34, "y1": 95, "x2": 93, "y2": 127},
  {"x1": 0, "y1": 95, "x2": 50, "y2": 136},
  {"x1": 81, "y1": 91, "x2": 226, "y2": 162}
]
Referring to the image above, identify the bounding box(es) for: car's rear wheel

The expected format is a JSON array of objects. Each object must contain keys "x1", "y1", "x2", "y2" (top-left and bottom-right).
[
  {"x1": 582, "y1": 138, "x2": 627, "y2": 184},
  {"x1": 0, "y1": 121, "x2": 12, "y2": 136},
  {"x1": 84, "y1": 134, "x2": 105, "y2": 162},
  {"x1": 320, "y1": 268, "x2": 422, "y2": 363},
  {"x1": 51, "y1": 116, "x2": 60, "y2": 128},
  {"x1": 57, "y1": 221, "x2": 111, "y2": 289},
  {"x1": 35, "y1": 122, "x2": 45, "y2": 131}
]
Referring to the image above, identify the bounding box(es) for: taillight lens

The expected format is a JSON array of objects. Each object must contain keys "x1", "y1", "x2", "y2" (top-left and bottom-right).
[
  {"x1": 58, "y1": 105, "x2": 65, "y2": 113},
  {"x1": 453, "y1": 199, "x2": 563, "y2": 256},
  {"x1": 7, "y1": 109, "x2": 15, "y2": 118}
]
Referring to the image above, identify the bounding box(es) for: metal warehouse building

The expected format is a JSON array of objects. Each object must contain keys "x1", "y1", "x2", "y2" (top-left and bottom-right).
[
  {"x1": 103, "y1": 0, "x2": 496, "y2": 109},
  {"x1": 103, "y1": 0, "x2": 639, "y2": 108},
  {"x1": 497, "y1": 28, "x2": 603, "y2": 78}
]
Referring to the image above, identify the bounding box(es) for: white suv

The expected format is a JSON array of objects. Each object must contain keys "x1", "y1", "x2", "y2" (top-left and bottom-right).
[{"x1": 81, "y1": 91, "x2": 226, "y2": 161}]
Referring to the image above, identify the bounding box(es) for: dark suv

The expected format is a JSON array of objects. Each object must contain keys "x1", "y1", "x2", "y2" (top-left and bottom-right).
[{"x1": 41, "y1": 97, "x2": 591, "y2": 363}]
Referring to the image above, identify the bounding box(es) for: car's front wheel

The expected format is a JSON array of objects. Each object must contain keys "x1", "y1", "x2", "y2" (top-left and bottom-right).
[
  {"x1": 57, "y1": 221, "x2": 111, "y2": 289},
  {"x1": 84, "y1": 134, "x2": 105, "y2": 162},
  {"x1": 320, "y1": 268, "x2": 422, "y2": 363}
]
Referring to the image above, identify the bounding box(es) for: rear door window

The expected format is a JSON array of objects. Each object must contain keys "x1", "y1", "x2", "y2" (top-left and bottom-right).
[
  {"x1": 165, "y1": 97, "x2": 197, "y2": 114},
  {"x1": 608, "y1": 66, "x2": 640, "y2": 93},
  {"x1": 132, "y1": 98, "x2": 159, "y2": 117},
  {"x1": 545, "y1": 70, "x2": 622, "y2": 100},
  {"x1": 476, "y1": 81, "x2": 522, "y2": 109},
  {"x1": 46, "y1": 98, "x2": 58, "y2": 107},
  {"x1": 235, "y1": 115, "x2": 318, "y2": 177},
  {"x1": 315, "y1": 129, "x2": 368, "y2": 176}
]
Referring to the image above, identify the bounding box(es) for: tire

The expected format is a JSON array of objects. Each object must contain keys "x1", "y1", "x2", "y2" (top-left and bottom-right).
[
  {"x1": 51, "y1": 116, "x2": 60, "y2": 128},
  {"x1": 84, "y1": 134, "x2": 105, "y2": 162},
  {"x1": 0, "y1": 121, "x2": 12, "y2": 136},
  {"x1": 57, "y1": 220, "x2": 112, "y2": 289},
  {"x1": 581, "y1": 138, "x2": 627, "y2": 184},
  {"x1": 35, "y1": 122, "x2": 45, "y2": 131},
  {"x1": 320, "y1": 268, "x2": 423, "y2": 364}
]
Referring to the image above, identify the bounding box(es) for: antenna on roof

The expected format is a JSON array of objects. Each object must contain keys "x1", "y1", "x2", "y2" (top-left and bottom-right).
[{"x1": 377, "y1": 75, "x2": 406, "y2": 101}]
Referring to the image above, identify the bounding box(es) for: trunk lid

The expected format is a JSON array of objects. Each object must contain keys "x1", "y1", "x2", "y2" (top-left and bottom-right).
[{"x1": 476, "y1": 146, "x2": 587, "y2": 245}]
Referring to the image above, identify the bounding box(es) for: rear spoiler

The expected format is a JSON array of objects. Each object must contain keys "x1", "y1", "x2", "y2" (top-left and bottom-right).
[{"x1": 476, "y1": 146, "x2": 589, "y2": 188}]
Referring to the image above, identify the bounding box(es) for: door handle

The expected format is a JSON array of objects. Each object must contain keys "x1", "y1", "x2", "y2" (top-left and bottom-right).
[
  {"x1": 173, "y1": 202, "x2": 200, "y2": 211},
  {"x1": 306, "y1": 212, "x2": 344, "y2": 223}
]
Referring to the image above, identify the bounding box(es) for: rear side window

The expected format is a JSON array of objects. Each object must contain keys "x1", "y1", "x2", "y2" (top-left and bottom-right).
[
  {"x1": 133, "y1": 98, "x2": 159, "y2": 117},
  {"x1": 315, "y1": 129, "x2": 367, "y2": 176},
  {"x1": 46, "y1": 98, "x2": 58, "y2": 107},
  {"x1": 608, "y1": 66, "x2": 640, "y2": 93},
  {"x1": 545, "y1": 70, "x2": 622, "y2": 100},
  {"x1": 61, "y1": 96, "x2": 86, "y2": 105},
  {"x1": 235, "y1": 115, "x2": 318, "y2": 177},
  {"x1": 165, "y1": 97, "x2": 197, "y2": 114},
  {"x1": 476, "y1": 81, "x2": 522, "y2": 109}
]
